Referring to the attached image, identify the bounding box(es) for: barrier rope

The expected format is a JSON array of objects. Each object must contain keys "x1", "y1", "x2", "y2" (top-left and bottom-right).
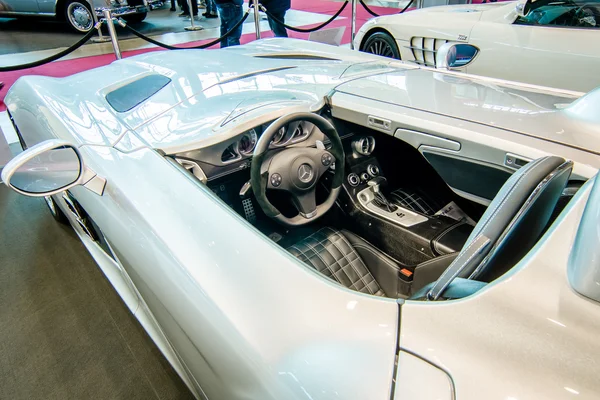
[
  {"x1": 359, "y1": 0, "x2": 415, "y2": 17},
  {"x1": 259, "y1": 1, "x2": 348, "y2": 33},
  {"x1": 0, "y1": 26, "x2": 99, "y2": 72},
  {"x1": 119, "y1": 9, "x2": 251, "y2": 50}
]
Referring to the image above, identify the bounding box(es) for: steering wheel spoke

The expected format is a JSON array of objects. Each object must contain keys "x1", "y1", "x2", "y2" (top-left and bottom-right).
[{"x1": 292, "y1": 190, "x2": 318, "y2": 219}]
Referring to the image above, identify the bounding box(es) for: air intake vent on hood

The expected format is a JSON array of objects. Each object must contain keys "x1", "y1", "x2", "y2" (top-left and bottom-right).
[{"x1": 106, "y1": 74, "x2": 171, "y2": 112}]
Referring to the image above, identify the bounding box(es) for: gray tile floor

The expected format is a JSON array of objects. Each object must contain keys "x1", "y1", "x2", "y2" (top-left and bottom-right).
[{"x1": 0, "y1": 186, "x2": 194, "y2": 400}]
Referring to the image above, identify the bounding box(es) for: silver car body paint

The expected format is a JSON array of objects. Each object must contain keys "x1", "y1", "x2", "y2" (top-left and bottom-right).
[
  {"x1": 4, "y1": 39, "x2": 600, "y2": 399},
  {"x1": 401, "y1": 178, "x2": 600, "y2": 400},
  {"x1": 0, "y1": 0, "x2": 157, "y2": 18}
]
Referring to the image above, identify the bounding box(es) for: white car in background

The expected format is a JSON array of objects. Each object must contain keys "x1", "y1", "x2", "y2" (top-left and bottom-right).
[{"x1": 355, "y1": 0, "x2": 600, "y2": 92}]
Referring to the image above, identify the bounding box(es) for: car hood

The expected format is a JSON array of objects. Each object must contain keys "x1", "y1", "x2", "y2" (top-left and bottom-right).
[
  {"x1": 333, "y1": 69, "x2": 600, "y2": 155},
  {"x1": 5, "y1": 39, "x2": 407, "y2": 153}
]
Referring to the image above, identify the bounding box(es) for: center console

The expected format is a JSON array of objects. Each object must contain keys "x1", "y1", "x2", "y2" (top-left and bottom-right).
[{"x1": 339, "y1": 135, "x2": 474, "y2": 266}]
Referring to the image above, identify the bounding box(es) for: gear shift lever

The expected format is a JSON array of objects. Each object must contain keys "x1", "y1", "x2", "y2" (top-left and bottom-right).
[{"x1": 368, "y1": 177, "x2": 397, "y2": 213}]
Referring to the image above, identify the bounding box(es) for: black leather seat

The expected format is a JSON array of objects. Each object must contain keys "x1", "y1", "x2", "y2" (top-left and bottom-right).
[
  {"x1": 287, "y1": 227, "x2": 403, "y2": 298},
  {"x1": 289, "y1": 156, "x2": 573, "y2": 300}
]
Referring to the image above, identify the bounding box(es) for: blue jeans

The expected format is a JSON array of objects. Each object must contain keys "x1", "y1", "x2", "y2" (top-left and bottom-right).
[
  {"x1": 216, "y1": 3, "x2": 244, "y2": 48},
  {"x1": 206, "y1": 0, "x2": 216, "y2": 14},
  {"x1": 267, "y1": 10, "x2": 288, "y2": 38}
]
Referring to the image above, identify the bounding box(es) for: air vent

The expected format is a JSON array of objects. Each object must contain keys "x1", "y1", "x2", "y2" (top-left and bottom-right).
[
  {"x1": 221, "y1": 143, "x2": 240, "y2": 163},
  {"x1": 352, "y1": 136, "x2": 376, "y2": 157},
  {"x1": 106, "y1": 74, "x2": 171, "y2": 112},
  {"x1": 408, "y1": 37, "x2": 449, "y2": 67}
]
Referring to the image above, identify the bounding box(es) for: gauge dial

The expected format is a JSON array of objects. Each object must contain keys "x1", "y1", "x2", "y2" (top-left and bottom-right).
[
  {"x1": 271, "y1": 127, "x2": 287, "y2": 146},
  {"x1": 239, "y1": 129, "x2": 258, "y2": 155}
]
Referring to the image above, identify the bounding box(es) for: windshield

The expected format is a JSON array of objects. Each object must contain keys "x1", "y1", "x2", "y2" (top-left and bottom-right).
[{"x1": 516, "y1": 0, "x2": 600, "y2": 28}]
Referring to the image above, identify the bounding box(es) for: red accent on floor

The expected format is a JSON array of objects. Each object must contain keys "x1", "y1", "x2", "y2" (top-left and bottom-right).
[{"x1": 0, "y1": 0, "x2": 417, "y2": 111}]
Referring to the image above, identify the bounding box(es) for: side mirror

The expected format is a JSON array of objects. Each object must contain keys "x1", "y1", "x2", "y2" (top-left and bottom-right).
[
  {"x1": 436, "y1": 43, "x2": 479, "y2": 70},
  {"x1": 515, "y1": 0, "x2": 532, "y2": 17},
  {"x1": 1, "y1": 139, "x2": 105, "y2": 197}
]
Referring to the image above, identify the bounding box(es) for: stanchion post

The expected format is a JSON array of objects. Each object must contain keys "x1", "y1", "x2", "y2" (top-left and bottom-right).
[
  {"x1": 89, "y1": 2, "x2": 110, "y2": 43},
  {"x1": 103, "y1": 9, "x2": 122, "y2": 59},
  {"x1": 184, "y1": 0, "x2": 203, "y2": 31},
  {"x1": 350, "y1": 0, "x2": 357, "y2": 50},
  {"x1": 252, "y1": 0, "x2": 261, "y2": 40}
]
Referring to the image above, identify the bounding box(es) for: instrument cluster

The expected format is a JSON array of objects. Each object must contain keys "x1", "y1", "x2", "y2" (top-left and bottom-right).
[{"x1": 221, "y1": 121, "x2": 313, "y2": 163}]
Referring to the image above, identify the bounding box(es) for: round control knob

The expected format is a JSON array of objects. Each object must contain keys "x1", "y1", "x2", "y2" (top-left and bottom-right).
[
  {"x1": 367, "y1": 164, "x2": 380, "y2": 177},
  {"x1": 270, "y1": 173, "x2": 283, "y2": 187},
  {"x1": 347, "y1": 173, "x2": 360, "y2": 187},
  {"x1": 361, "y1": 172, "x2": 370, "y2": 182},
  {"x1": 321, "y1": 153, "x2": 333, "y2": 167}
]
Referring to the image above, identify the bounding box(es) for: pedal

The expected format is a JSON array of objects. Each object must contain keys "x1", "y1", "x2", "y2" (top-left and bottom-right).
[
  {"x1": 268, "y1": 232, "x2": 283, "y2": 242},
  {"x1": 242, "y1": 198, "x2": 256, "y2": 223}
]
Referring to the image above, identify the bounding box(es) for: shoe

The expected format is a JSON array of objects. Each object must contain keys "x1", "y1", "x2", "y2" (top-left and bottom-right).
[
  {"x1": 205, "y1": 13, "x2": 218, "y2": 18},
  {"x1": 179, "y1": 12, "x2": 189, "y2": 16},
  {"x1": 170, "y1": 7, "x2": 176, "y2": 11},
  {"x1": 0, "y1": 82, "x2": 4, "y2": 91}
]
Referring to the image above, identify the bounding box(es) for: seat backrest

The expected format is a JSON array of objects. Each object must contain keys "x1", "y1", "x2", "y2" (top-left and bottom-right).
[{"x1": 426, "y1": 156, "x2": 572, "y2": 300}]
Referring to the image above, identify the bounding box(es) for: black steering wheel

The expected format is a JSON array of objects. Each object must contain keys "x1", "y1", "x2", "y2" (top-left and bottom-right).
[{"x1": 251, "y1": 112, "x2": 345, "y2": 226}]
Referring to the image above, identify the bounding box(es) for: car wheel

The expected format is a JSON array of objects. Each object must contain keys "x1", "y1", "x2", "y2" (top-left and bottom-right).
[
  {"x1": 44, "y1": 196, "x2": 69, "y2": 224},
  {"x1": 123, "y1": 12, "x2": 147, "y2": 24},
  {"x1": 362, "y1": 32, "x2": 401, "y2": 59},
  {"x1": 64, "y1": 0, "x2": 95, "y2": 33}
]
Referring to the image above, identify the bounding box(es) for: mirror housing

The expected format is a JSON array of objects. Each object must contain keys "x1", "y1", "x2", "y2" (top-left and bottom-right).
[
  {"x1": 1, "y1": 139, "x2": 105, "y2": 197},
  {"x1": 435, "y1": 43, "x2": 479, "y2": 70},
  {"x1": 515, "y1": 0, "x2": 532, "y2": 17}
]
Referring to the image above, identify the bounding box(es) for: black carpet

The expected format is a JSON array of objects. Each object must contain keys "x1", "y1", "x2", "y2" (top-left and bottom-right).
[{"x1": 0, "y1": 186, "x2": 194, "y2": 400}]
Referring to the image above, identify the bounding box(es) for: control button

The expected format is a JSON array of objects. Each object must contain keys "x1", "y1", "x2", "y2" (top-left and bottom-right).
[
  {"x1": 321, "y1": 153, "x2": 333, "y2": 167},
  {"x1": 367, "y1": 164, "x2": 379, "y2": 177},
  {"x1": 361, "y1": 172, "x2": 370, "y2": 182},
  {"x1": 347, "y1": 173, "x2": 360, "y2": 187},
  {"x1": 270, "y1": 173, "x2": 283, "y2": 187}
]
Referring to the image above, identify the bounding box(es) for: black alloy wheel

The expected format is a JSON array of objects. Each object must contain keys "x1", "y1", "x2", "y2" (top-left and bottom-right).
[
  {"x1": 362, "y1": 32, "x2": 401, "y2": 59},
  {"x1": 44, "y1": 195, "x2": 69, "y2": 224},
  {"x1": 123, "y1": 12, "x2": 148, "y2": 24}
]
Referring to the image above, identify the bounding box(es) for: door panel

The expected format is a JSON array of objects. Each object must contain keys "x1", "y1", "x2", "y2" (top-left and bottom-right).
[
  {"x1": 2, "y1": 0, "x2": 40, "y2": 13},
  {"x1": 422, "y1": 150, "x2": 512, "y2": 202}
]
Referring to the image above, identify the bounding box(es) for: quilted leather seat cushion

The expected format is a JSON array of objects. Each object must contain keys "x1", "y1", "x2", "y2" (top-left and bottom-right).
[{"x1": 288, "y1": 227, "x2": 385, "y2": 296}]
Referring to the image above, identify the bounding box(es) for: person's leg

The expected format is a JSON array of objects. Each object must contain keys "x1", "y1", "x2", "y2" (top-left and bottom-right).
[
  {"x1": 191, "y1": 0, "x2": 198, "y2": 16},
  {"x1": 226, "y1": 3, "x2": 244, "y2": 46},
  {"x1": 179, "y1": 0, "x2": 189, "y2": 16},
  {"x1": 217, "y1": 3, "x2": 233, "y2": 48},
  {"x1": 203, "y1": 0, "x2": 217, "y2": 17},
  {"x1": 170, "y1": 0, "x2": 176, "y2": 11},
  {"x1": 268, "y1": 10, "x2": 287, "y2": 38}
]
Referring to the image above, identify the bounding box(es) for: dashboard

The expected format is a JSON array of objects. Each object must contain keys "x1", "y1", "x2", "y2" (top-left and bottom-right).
[{"x1": 174, "y1": 119, "x2": 325, "y2": 183}]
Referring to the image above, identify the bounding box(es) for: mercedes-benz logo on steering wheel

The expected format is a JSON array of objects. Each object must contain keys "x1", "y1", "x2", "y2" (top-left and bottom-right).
[{"x1": 298, "y1": 163, "x2": 314, "y2": 183}]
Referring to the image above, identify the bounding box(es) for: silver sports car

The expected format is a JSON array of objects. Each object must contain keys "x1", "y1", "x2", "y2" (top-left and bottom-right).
[
  {"x1": 0, "y1": 0, "x2": 161, "y2": 32},
  {"x1": 3, "y1": 39, "x2": 600, "y2": 399}
]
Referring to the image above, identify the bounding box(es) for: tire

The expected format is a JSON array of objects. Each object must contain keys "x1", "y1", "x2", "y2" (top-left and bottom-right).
[
  {"x1": 123, "y1": 12, "x2": 147, "y2": 24},
  {"x1": 64, "y1": 0, "x2": 94, "y2": 33},
  {"x1": 362, "y1": 32, "x2": 401, "y2": 60},
  {"x1": 44, "y1": 196, "x2": 69, "y2": 224}
]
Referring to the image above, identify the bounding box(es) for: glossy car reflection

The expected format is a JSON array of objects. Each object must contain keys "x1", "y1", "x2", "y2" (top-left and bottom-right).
[
  {"x1": 355, "y1": 0, "x2": 600, "y2": 92},
  {"x1": 3, "y1": 38, "x2": 600, "y2": 400}
]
